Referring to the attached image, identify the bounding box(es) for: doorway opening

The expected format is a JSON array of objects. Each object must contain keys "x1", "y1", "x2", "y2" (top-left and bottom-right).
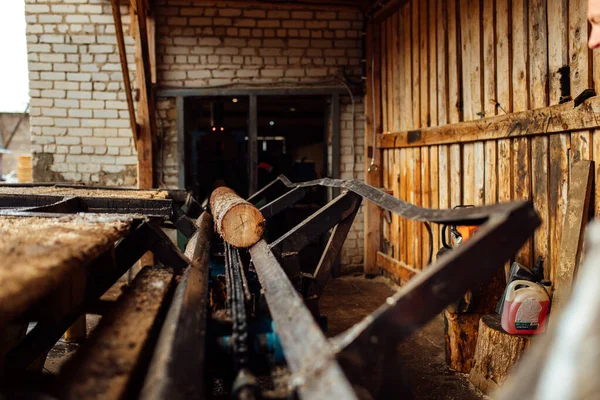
[{"x1": 183, "y1": 94, "x2": 333, "y2": 205}]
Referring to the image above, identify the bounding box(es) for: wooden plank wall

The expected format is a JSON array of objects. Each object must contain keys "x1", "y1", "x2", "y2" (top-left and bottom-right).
[{"x1": 376, "y1": 0, "x2": 598, "y2": 283}]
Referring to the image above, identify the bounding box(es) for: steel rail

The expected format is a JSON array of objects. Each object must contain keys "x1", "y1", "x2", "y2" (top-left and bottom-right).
[{"x1": 249, "y1": 240, "x2": 358, "y2": 400}]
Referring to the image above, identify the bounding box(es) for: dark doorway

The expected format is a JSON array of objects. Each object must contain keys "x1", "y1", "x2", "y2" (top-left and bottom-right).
[{"x1": 183, "y1": 94, "x2": 329, "y2": 204}]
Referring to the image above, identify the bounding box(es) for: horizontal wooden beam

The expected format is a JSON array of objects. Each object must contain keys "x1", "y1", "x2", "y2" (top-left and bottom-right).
[
  {"x1": 378, "y1": 96, "x2": 600, "y2": 149},
  {"x1": 373, "y1": 0, "x2": 409, "y2": 23},
  {"x1": 376, "y1": 251, "x2": 419, "y2": 283}
]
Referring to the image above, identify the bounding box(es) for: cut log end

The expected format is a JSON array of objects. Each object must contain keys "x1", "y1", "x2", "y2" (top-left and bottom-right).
[{"x1": 210, "y1": 187, "x2": 265, "y2": 248}]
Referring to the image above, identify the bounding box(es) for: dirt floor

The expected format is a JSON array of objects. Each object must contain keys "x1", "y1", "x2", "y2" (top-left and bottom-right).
[{"x1": 320, "y1": 275, "x2": 490, "y2": 400}]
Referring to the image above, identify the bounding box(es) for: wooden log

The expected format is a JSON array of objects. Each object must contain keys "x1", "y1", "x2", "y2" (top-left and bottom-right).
[
  {"x1": 468, "y1": 314, "x2": 531, "y2": 394},
  {"x1": 444, "y1": 311, "x2": 481, "y2": 373},
  {"x1": 210, "y1": 187, "x2": 266, "y2": 248}
]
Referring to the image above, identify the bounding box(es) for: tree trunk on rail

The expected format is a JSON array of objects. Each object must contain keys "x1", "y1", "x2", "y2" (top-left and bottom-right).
[
  {"x1": 210, "y1": 187, "x2": 265, "y2": 248},
  {"x1": 468, "y1": 314, "x2": 531, "y2": 394}
]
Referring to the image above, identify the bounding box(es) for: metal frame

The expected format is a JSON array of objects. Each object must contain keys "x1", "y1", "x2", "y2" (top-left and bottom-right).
[
  {"x1": 163, "y1": 87, "x2": 343, "y2": 194},
  {"x1": 247, "y1": 175, "x2": 540, "y2": 399}
]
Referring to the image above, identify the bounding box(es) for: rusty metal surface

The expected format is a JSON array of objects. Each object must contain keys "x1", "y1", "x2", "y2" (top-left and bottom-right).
[
  {"x1": 140, "y1": 213, "x2": 213, "y2": 400},
  {"x1": 249, "y1": 240, "x2": 358, "y2": 400}
]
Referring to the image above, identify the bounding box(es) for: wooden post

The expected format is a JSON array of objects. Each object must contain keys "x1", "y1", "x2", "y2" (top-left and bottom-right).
[
  {"x1": 364, "y1": 20, "x2": 383, "y2": 276},
  {"x1": 132, "y1": 0, "x2": 156, "y2": 189},
  {"x1": 552, "y1": 160, "x2": 594, "y2": 315}
]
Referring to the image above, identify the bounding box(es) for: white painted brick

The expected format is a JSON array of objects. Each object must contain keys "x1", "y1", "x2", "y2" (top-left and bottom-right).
[
  {"x1": 116, "y1": 156, "x2": 137, "y2": 165},
  {"x1": 51, "y1": 4, "x2": 76, "y2": 13},
  {"x1": 93, "y1": 109, "x2": 119, "y2": 119},
  {"x1": 67, "y1": 72, "x2": 92, "y2": 82},
  {"x1": 56, "y1": 136, "x2": 80, "y2": 145},
  {"x1": 78, "y1": 4, "x2": 103, "y2": 14},
  {"x1": 40, "y1": 34, "x2": 64, "y2": 43},
  {"x1": 55, "y1": 118, "x2": 80, "y2": 127}
]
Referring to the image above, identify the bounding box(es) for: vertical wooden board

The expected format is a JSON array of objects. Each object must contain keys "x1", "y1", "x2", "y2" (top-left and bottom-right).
[
  {"x1": 484, "y1": 141, "x2": 497, "y2": 205},
  {"x1": 474, "y1": 142, "x2": 485, "y2": 206},
  {"x1": 387, "y1": 17, "x2": 394, "y2": 132},
  {"x1": 529, "y1": 0, "x2": 549, "y2": 109},
  {"x1": 461, "y1": 0, "x2": 483, "y2": 121},
  {"x1": 400, "y1": 148, "x2": 408, "y2": 263},
  {"x1": 511, "y1": 0, "x2": 529, "y2": 113},
  {"x1": 437, "y1": 0, "x2": 449, "y2": 126},
  {"x1": 594, "y1": 46, "x2": 600, "y2": 216},
  {"x1": 448, "y1": 0, "x2": 462, "y2": 123},
  {"x1": 569, "y1": 0, "x2": 591, "y2": 96},
  {"x1": 463, "y1": 143, "x2": 475, "y2": 206},
  {"x1": 532, "y1": 136, "x2": 550, "y2": 279},
  {"x1": 529, "y1": 0, "x2": 550, "y2": 278},
  {"x1": 429, "y1": 0, "x2": 438, "y2": 127},
  {"x1": 406, "y1": 147, "x2": 415, "y2": 267},
  {"x1": 450, "y1": 144, "x2": 462, "y2": 208},
  {"x1": 483, "y1": 0, "x2": 496, "y2": 118},
  {"x1": 411, "y1": 0, "x2": 421, "y2": 128},
  {"x1": 392, "y1": 12, "x2": 400, "y2": 132},
  {"x1": 364, "y1": 21, "x2": 382, "y2": 275},
  {"x1": 381, "y1": 21, "x2": 388, "y2": 132},
  {"x1": 430, "y1": 145, "x2": 440, "y2": 258},
  {"x1": 512, "y1": 137, "x2": 532, "y2": 267},
  {"x1": 421, "y1": 146, "x2": 431, "y2": 265},
  {"x1": 414, "y1": 147, "x2": 422, "y2": 269},
  {"x1": 511, "y1": 0, "x2": 531, "y2": 267},
  {"x1": 439, "y1": 146, "x2": 449, "y2": 210},
  {"x1": 399, "y1": 4, "x2": 413, "y2": 131},
  {"x1": 571, "y1": 132, "x2": 592, "y2": 162},
  {"x1": 548, "y1": 0, "x2": 568, "y2": 105},
  {"x1": 392, "y1": 148, "x2": 401, "y2": 259},
  {"x1": 382, "y1": 150, "x2": 389, "y2": 246},
  {"x1": 553, "y1": 160, "x2": 593, "y2": 315},
  {"x1": 548, "y1": 134, "x2": 570, "y2": 284},
  {"x1": 420, "y1": 0, "x2": 429, "y2": 128},
  {"x1": 496, "y1": 0, "x2": 511, "y2": 113}
]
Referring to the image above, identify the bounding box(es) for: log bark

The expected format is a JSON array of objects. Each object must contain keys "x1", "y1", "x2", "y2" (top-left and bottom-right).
[
  {"x1": 210, "y1": 187, "x2": 265, "y2": 248},
  {"x1": 468, "y1": 314, "x2": 531, "y2": 394},
  {"x1": 444, "y1": 311, "x2": 481, "y2": 373}
]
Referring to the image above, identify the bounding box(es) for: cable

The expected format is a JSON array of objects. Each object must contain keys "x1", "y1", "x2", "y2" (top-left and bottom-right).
[
  {"x1": 368, "y1": 22, "x2": 378, "y2": 173},
  {"x1": 333, "y1": 77, "x2": 356, "y2": 179}
]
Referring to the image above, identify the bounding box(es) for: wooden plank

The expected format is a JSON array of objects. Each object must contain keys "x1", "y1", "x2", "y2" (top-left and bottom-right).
[
  {"x1": 594, "y1": 44, "x2": 600, "y2": 217},
  {"x1": 132, "y1": 0, "x2": 156, "y2": 189},
  {"x1": 399, "y1": 148, "x2": 408, "y2": 263},
  {"x1": 111, "y1": 0, "x2": 138, "y2": 146},
  {"x1": 392, "y1": 12, "x2": 400, "y2": 132},
  {"x1": 414, "y1": 147, "x2": 422, "y2": 268},
  {"x1": 387, "y1": 17, "x2": 394, "y2": 132},
  {"x1": 377, "y1": 91, "x2": 600, "y2": 149},
  {"x1": 377, "y1": 251, "x2": 420, "y2": 284},
  {"x1": 421, "y1": 146, "x2": 430, "y2": 265},
  {"x1": 552, "y1": 160, "x2": 593, "y2": 315},
  {"x1": 447, "y1": 0, "x2": 462, "y2": 123},
  {"x1": 430, "y1": 145, "x2": 440, "y2": 258},
  {"x1": 0, "y1": 216, "x2": 131, "y2": 327},
  {"x1": 429, "y1": 0, "x2": 438, "y2": 127},
  {"x1": 411, "y1": 0, "x2": 421, "y2": 127},
  {"x1": 406, "y1": 146, "x2": 415, "y2": 267},
  {"x1": 392, "y1": 149, "x2": 401, "y2": 259},
  {"x1": 482, "y1": 0, "x2": 496, "y2": 208},
  {"x1": 399, "y1": 4, "x2": 413, "y2": 131},
  {"x1": 513, "y1": 137, "x2": 533, "y2": 267},
  {"x1": 437, "y1": 0, "x2": 450, "y2": 218},
  {"x1": 420, "y1": 0, "x2": 429, "y2": 128},
  {"x1": 364, "y1": 20, "x2": 383, "y2": 275},
  {"x1": 548, "y1": 0, "x2": 568, "y2": 105},
  {"x1": 512, "y1": 0, "x2": 528, "y2": 112},
  {"x1": 381, "y1": 21, "x2": 388, "y2": 132},
  {"x1": 569, "y1": 0, "x2": 592, "y2": 169},
  {"x1": 529, "y1": 0, "x2": 550, "y2": 278},
  {"x1": 547, "y1": 1, "x2": 569, "y2": 280},
  {"x1": 61, "y1": 267, "x2": 174, "y2": 399}
]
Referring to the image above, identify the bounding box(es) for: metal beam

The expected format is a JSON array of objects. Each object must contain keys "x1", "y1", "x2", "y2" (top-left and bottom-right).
[
  {"x1": 248, "y1": 94, "x2": 258, "y2": 195},
  {"x1": 140, "y1": 213, "x2": 212, "y2": 399},
  {"x1": 176, "y1": 96, "x2": 185, "y2": 189},
  {"x1": 249, "y1": 240, "x2": 357, "y2": 400},
  {"x1": 156, "y1": 86, "x2": 349, "y2": 98},
  {"x1": 259, "y1": 186, "x2": 306, "y2": 219},
  {"x1": 333, "y1": 202, "x2": 540, "y2": 396}
]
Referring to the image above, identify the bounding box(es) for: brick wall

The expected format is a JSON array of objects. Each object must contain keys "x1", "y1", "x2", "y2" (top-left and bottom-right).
[
  {"x1": 25, "y1": 0, "x2": 365, "y2": 270},
  {"x1": 25, "y1": 1, "x2": 138, "y2": 185}
]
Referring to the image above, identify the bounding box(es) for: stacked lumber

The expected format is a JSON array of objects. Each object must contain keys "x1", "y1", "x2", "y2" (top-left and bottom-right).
[{"x1": 17, "y1": 155, "x2": 32, "y2": 183}]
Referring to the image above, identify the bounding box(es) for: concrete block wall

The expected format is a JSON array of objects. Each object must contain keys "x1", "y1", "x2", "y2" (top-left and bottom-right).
[
  {"x1": 24, "y1": 0, "x2": 365, "y2": 270},
  {"x1": 25, "y1": 0, "x2": 138, "y2": 185}
]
